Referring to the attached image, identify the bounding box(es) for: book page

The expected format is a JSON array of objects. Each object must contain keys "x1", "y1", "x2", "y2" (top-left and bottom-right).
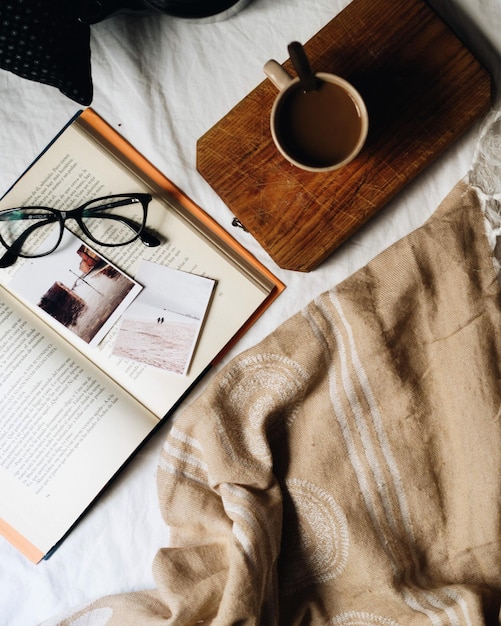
[
  {"x1": 0, "y1": 287, "x2": 159, "y2": 558},
  {"x1": 0, "y1": 117, "x2": 273, "y2": 418}
]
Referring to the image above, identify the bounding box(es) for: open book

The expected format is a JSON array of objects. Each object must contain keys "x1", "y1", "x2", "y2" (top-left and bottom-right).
[{"x1": 0, "y1": 109, "x2": 284, "y2": 563}]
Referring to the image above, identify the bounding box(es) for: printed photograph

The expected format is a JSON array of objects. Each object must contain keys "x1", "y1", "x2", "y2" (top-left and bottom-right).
[
  {"x1": 112, "y1": 260, "x2": 216, "y2": 375},
  {"x1": 10, "y1": 230, "x2": 142, "y2": 346}
]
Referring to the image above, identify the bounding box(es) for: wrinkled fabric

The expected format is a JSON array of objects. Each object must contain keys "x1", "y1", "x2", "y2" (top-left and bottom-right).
[{"x1": 50, "y1": 180, "x2": 501, "y2": 625}]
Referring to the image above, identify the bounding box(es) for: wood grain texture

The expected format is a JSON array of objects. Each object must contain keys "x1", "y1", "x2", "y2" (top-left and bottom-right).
[{"x1": 196, "y1": 0, "x2": 491, "y2": 272}]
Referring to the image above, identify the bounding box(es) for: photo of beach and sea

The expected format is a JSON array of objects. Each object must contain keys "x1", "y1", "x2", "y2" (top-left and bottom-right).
[{"x1": 112, "y1": 260, "x2": 215, "y2": 375}]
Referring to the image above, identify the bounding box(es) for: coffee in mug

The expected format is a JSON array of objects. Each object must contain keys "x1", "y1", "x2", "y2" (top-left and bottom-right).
[{"x1": 264, "y1": 60, "x2": 368, "y2": 172}]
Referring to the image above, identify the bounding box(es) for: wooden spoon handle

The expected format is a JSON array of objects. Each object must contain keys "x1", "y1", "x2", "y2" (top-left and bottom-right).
[{"x1": 288, "y1": 41, "x2": 318, "y2": 92}]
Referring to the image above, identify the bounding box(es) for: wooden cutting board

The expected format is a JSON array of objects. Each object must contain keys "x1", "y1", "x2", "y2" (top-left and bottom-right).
[{"x1": 196, "y1": 0, "x2": 491, "y2": 272}]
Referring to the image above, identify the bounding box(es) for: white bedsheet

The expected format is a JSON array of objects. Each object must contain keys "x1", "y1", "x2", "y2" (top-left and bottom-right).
[{"x1": 1, "y1": 1, "x2": 500, "y2": 624}]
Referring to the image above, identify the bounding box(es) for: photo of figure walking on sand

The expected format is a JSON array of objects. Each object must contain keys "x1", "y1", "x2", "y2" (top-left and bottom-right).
[
  {"x1": 9, "y1": 230, "x2": 142, "y2": 346},
  {"x1": 112, "y1": 260, "x2": 216, "y2": 375}
]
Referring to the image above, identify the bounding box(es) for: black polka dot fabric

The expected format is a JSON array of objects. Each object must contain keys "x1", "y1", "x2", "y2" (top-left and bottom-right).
[{"x1": 0, "y1": 0, "x2": 92, "y2": 104}]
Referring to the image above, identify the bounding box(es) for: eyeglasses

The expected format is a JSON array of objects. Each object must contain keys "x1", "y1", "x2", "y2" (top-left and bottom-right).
[{"x1": 0, "y1": 193, "x2": 161, "y2": 268}]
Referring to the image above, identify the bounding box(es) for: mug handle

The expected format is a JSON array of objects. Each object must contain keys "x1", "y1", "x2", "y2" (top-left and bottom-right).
[{"x1": 263, "y1": 60, "x2": 293, "y2": 91}]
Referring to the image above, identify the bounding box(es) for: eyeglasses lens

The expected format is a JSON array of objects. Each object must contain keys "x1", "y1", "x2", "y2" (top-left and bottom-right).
[
  {"x1": 81, "y1": 196, "x2": 146, "y2": 246},
  {"x1": 0, "y1": 208, "x2": 61, "y2": 257}
]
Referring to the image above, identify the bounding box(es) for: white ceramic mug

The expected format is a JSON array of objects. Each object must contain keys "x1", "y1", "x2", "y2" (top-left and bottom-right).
[{"x1": 264, "y1": 59, "x2": 368, "y2": 172}]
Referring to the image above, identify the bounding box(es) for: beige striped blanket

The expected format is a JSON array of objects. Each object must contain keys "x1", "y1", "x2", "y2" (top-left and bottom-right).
[{"x1": 48, "y1": 118, "x2": 501, "y2": 625}]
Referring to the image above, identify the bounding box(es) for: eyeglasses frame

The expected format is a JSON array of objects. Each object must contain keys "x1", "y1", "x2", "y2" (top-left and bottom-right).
[{"x1": 0, "y1": 193, "x2": 159, "y2": 268}]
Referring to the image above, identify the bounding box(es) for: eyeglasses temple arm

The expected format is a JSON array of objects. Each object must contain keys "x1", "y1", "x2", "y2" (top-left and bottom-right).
[
  {"x1": 0, "y1": 248, "x2": 19, "y2": 268},
  {"x1": 0, "y1": 218, "x2": 55, "y2": 268}
]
